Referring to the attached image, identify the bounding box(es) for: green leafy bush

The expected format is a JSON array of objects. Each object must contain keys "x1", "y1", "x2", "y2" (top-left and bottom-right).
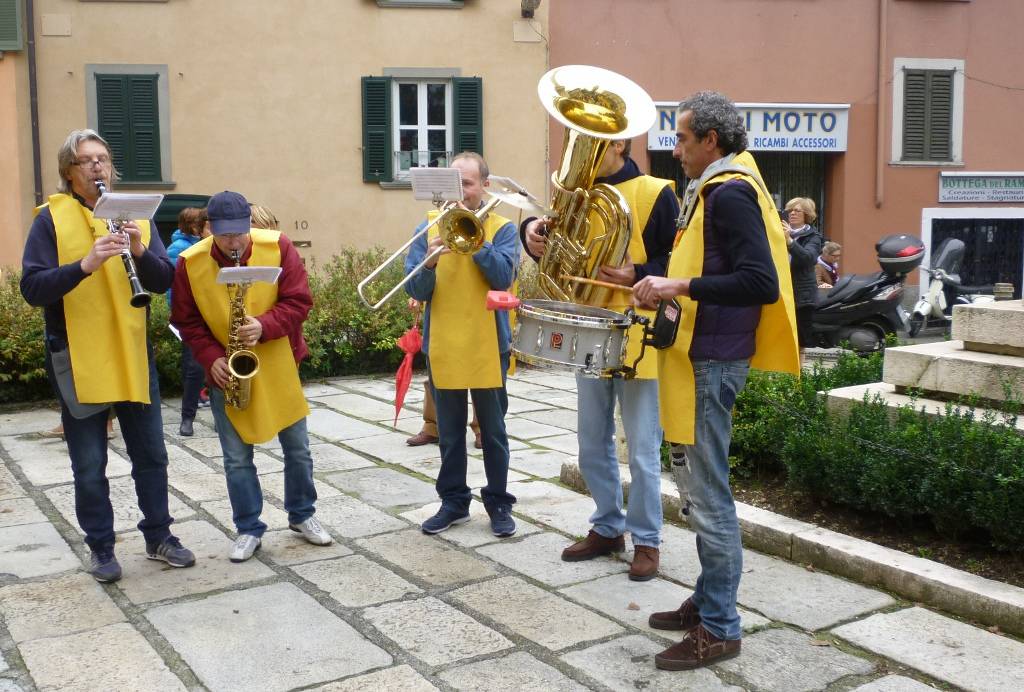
[
  {"x1": 731, "y1": 352, "x2": 1024, "y2": 552},
  {"x1": 0, "y1": 270, "x2": 48, "y2": 404}
]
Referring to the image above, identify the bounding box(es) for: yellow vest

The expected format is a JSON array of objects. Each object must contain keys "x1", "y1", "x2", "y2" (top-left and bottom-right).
[
  {"x1": 659, "y1": 152, "x2": 800, "y2": 443},
  {"x1": 41, "y1": 194, "x2": 152, "y2": 404},
  {"x1": 586, "y1": 174, "x2": 673, "y2": 379},
  {"x1": 181, "y1": 229, "x2": 310, "y2": 444},
  {"x1": 427, "y1": 211, "x2": 511, "y2": 389}
]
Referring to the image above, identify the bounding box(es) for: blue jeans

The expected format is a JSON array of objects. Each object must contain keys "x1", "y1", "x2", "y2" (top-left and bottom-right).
[
  {"x1": 210, "y1": 388, "x2": 317, "y2": 537},
  {"x1": 179, "y1": 343, "x2": 205, "y2": 420},
  {"x1": 576, "y1": 374, "x2": 663, "y2": 547},
  {"x1": 45, "y1": 343, "x2": 173, "y2": 552},
  {"x1": 429, "y1": 352, "x2": 516, "y2": 513},
  {"x1": 673, "y1": 359, "x2": 750, "y2": 641}
]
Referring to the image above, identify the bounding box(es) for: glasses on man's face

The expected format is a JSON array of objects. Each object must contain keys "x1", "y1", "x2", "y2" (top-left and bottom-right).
[{"x1": 73, "y1": 156, "x2": 111, "y2": 168}]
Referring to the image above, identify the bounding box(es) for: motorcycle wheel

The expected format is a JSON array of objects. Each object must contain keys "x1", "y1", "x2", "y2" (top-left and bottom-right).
[{"x1": 907, "y1": 312, "x2": 925, "y2": 338}]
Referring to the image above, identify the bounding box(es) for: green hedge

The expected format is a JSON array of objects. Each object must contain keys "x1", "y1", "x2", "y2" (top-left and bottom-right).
[
  {"x1": 731, "y1": 352, "x2": 1024, "y2": 552},
  {"x1": 1, "y1": 247, "x2": 413, "y2": 405}
]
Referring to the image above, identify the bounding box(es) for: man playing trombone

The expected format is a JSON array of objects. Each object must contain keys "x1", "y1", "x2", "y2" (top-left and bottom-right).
[
  {"x1": 404, "y1": 152, "x2": 521, "y2": 538},
  {"x1": 21, "y1": 129, "x2": 196, "y2": 582}
]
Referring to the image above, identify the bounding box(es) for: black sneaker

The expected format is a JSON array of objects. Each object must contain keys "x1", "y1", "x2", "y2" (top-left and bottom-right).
[
  {"x1": 487, "y1": 504, "x2": 517, "y2": 537},
  {"x1": 89, "y1": 550, "x2": 122, "y2": 583},
  {"x1": 421, "y1": 507, "x2": 470, "y2": 534},
  {"x1": 146, "y1": 536, "x2": 196, "y2": 568}
]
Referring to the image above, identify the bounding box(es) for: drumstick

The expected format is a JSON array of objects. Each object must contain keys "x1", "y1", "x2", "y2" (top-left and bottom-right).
[{"x1": 560, "y1": 274, "x2": 633, "y2": 293}]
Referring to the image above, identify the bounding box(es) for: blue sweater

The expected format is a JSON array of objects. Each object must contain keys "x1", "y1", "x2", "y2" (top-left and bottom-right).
[{"x1": 165, "y1": 229, "x2": 201, "y2": 305}]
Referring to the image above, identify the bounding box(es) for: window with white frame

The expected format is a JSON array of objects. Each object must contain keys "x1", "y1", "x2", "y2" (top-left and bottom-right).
[
  {"x1": 891, "y1": 57, "x2": 965, "y2": 164},
  {"x1": 393, "y1": 80, "x2": 452, "y2": 178}
]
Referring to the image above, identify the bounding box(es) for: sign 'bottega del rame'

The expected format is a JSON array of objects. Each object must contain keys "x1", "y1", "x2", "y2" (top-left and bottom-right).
[{"x1": 938, "y1": 171, "x2": 1024, "y2": 204}]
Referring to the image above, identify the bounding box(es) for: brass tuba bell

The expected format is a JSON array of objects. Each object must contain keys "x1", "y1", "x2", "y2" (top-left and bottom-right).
[{"x1": 535, "y1": 65, "x2": 657, "y2": 304}]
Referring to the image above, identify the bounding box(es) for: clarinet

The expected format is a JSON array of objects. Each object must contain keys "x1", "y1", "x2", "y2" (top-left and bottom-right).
[{"x1": 95, "y1": 181, "x2": 151, "y2": 308}]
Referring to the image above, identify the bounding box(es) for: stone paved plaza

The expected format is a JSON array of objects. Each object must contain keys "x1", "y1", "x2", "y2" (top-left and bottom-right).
[{"x1": 1, "y1": 369, "x2": 1023, "y2": 691}]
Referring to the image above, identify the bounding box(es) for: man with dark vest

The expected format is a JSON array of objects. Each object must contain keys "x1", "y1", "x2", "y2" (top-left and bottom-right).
[
  {"x1": 523, "y1": 139, "x2": 679, "y2": 581},
  {"x1": 21, "y1": 129, "x2": 196, "y2": 583},
  {"x1": 404, "y1": 152, "x2": 520, "y2": 538},
  {"x1": 633, "y1": 91, "x2": 799, "y2": 670},
  {"x1": 171, "y1": 191, "x2": 331, "y2": 562}
]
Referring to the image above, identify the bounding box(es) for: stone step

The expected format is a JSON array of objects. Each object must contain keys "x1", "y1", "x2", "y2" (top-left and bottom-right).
[
  {"x1": 882, "y1": 339, "x2": 1024, "y2": 403},
  {"x1": 826, "y1": 382, "x2": 1024, "y2": 433},
  {"x1": 952, "y1": 299, "x2": 1024, "y2": 356}
]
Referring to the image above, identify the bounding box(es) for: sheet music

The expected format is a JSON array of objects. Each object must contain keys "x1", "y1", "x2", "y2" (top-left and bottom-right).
[
  {"x1": 216, "y1": 266, "x2": 282, "y2": 285},
  {"x1": 411, "y1": 167, "x2": 464, "y2": 202},
  {"x1": 92, "y1": 192, "x2": 164, "y2": 221}
]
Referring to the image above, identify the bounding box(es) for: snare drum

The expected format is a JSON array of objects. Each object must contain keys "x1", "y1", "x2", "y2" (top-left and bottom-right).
[{"x1": 512, "y1": 299, "x2": 632, "y2": 377}]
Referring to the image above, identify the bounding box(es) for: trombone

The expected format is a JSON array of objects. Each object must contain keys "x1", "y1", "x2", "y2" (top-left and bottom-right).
[{"x1": 357, "y1": 195, "x2": 503, "y2": 310}]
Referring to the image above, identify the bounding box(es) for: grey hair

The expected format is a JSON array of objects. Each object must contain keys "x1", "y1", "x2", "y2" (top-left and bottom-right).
[
  {"x1": 676, "y1": 91, "x2": 748, "y2": 155},
  {"x1": 56, "y1": 129, "x2": 120, "y2": 193}
]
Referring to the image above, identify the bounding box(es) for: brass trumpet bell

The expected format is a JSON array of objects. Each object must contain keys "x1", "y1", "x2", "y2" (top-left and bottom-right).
[{"x1": 538, "y1": 65, "x2": 657, "y2": 141}]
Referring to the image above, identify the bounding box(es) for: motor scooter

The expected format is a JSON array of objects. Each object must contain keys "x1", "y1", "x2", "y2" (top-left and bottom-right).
[
  {"x1": 907, "y1": 237, "x2": 994, "y2": 337},
  {"x1": 811, "y1": 234, "x2": 925, "y2": 353}
]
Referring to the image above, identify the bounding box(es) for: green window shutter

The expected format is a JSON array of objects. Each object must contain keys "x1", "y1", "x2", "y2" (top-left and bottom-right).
[
  {"x1": 0, "y1": 0, "x2": 23, "y2": 51},
  {"x1": 95, "y1": 73, "x2": 161, "y2": 181},
  {"x1": 362, "y1": 76, "x2": 392, "y2": 183},
  {"x1": 902, "y1": 69, "x2": 953, "y2": 161},
  {"x1": 452, "y1": 77, "x2": 483, "y2": 156}
]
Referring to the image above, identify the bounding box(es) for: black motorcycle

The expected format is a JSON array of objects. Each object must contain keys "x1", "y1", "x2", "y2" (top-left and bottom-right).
[{"x1": 811, "y1": 234, "x2": 925, "y2": 353}]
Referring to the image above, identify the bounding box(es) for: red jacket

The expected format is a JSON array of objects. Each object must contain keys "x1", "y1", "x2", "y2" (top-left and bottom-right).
[{"x1": 171, "y1": 235, "x2": 312, "y2": 381}]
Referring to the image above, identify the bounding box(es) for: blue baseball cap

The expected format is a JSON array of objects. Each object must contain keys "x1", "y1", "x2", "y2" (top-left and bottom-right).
[{"x1": 206, "y1": 190, "x2": 251, "y2": 235}]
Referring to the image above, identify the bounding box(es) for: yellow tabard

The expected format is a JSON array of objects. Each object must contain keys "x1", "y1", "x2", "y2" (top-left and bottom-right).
[
  {"x1": 584, "y1": 175, "x2": 673, "y2": 379},
  {"x1": 44, "y1": 194, "x2": 152, "y2": 404},
  {"x1": 181, "y1": 229, "x2": 310, "y2": 444},
  {"x1": 427, "y1": 210, "x2": 510, "y2": 389},
  {"x1": 658, "y1": 152, "x2": 800, "y2": 444}
]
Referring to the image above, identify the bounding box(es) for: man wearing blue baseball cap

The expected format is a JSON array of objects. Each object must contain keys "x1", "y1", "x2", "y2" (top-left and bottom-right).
[{"x1": 171, "y1": 191, "x2": 332, "y2": 562}]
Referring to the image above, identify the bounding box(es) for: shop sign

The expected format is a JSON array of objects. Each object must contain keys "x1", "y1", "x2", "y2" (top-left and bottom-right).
[
  {"x1": 649, "y1": 102, "x2": 849, "y2": 152},
  {"x1": 939, "y1": 172, "x2": 1024, "y2": 203}
]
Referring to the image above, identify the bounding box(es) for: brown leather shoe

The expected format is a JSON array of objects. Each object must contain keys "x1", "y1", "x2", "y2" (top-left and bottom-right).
[
  {"x1": 561, "y1": 530, "x2": 625, "y2": 562},
  {"x1": 629, "y1": 545, "x2": 659, "y2": 581},
  {"x1": 654, "y1": 624, "x2": 740, "y2": 671},
  {"x1": 406, "y1": 431, "x2": 438, "y2": 446},
  {"x1": 649, "y1": 596, "x2": 700, "y2": 631},
  {"x1": 474, "y1": 432, "x2": 482, "y2": 449}
]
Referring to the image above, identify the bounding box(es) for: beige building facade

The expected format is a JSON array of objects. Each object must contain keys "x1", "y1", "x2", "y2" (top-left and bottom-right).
[
  {"x1": 548, "y1": 0, "x2": 1024, "y2": 296},
  {"x1": 1, "y1": 0, "x2": 550, "y2": 269}
]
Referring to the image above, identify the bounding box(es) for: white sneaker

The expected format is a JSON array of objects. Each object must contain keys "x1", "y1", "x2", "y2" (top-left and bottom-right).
[
  {"x1": 230, "y1": 534, "x2": 261, "y2": 562},
  {"x1": 289, "y1": 516, "x2": 333, "y2": 546}
]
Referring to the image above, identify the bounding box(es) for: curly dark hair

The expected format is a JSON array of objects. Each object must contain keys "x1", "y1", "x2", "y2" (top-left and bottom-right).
[{"x1": 677, "y1": 91, "x2": 748, "y2": 155}]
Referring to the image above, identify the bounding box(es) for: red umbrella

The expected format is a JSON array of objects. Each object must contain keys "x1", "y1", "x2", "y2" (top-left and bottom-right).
[{"x1": 393, "y1": 316, "x2": 422, "y2": 426}]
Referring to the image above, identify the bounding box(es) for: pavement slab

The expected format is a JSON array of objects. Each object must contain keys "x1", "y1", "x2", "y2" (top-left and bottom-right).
[
  {"x1": 0, "y1": 521, "x2": 79, "y2": 578},
  {"x1": 45, "y1": 475, "x2": 195, "y2": 536},
  {"x1": 505, "y1": 481, "x2": 597, "y2": 536},
  {"x1": 18, "y1": 622, "x2": 186, "y2": 692},
  {"x1": 147, "y1": 582, "x2": 392, "y2": 692},
  {"x1": 476, "y1": 532, "x2": 627, "y2": 587},
  {"x1": 399, "y1": 502, "x2": 542, "y2": 548},
  {"x1": 530, "y1": 432, "x2": 579, "y2": 456},
  {"x1": 504, "y1": 416, "x2": 572, "y2": 440},
  {"x1": 301, "y1": 382, "x2": 347, "y2": 398},
  {"x1": 312, "y1": 664, "x2": 438, "y2": 691},
  {"x1": 508, "y1": 448, "x2": 574, "y2": 479},
  {"x1": 362, "y1": 596, "x2": 512, "y2": 666},
  {"x1": 316, "y1": 391, "x2": 400, "y2": 421},
  {"x1": 0, "y1": 411, "x2": 61, "y2": 435},
  {"x1": 340, "y1": 430, "x2": 445, "y2": 464},
  {"x1": 312, "y1": 494, "x2": 408, "y2": 538},
  {"x1": 0, "y1": 572, "x2": 125, "y2": 643},
  {"x1": 0, "y1": 497, "x2": 47, "y2": 529},
  {"x1": 168, "y1": 472, "x2": 230, "y2": 502},
  {"x1": 165, "y1": 443, "x2": 217, "y2": 476},
  {"x1": 561, "y1": 634, "x2": 741, "y2": 691},
  {"x1": 2, "y1": 435, "x2": 130, "y2": 486},
  {"x1": 737, "y1": 552, "x2": 896, "y2": 631},
  {"x1": 450, "y1": 576, "x2": 623, "y2": 650},
  {"x1": 309, "y1": 442, "x2": 376, "y2": 471},
  {"x1": 440, "y1": 650, "x2": 589, "y2": 691},
  {"x1": 201, "y1": 497, "x2": 290, "y2": 533},
  {"x1": 504, "y1": 395, "x2": 557, "y2": 415},
  {"x1": 307, "y1": 408, "x2": 390, "y2": 442},
  {"x1": 115, "y1": 520, "x2": 275, "y2": 604},
  {"x1": 851, "y1": 676, "x2": 941, "y2": 691},
  {"x1": 516, "y1": 408, "x2": 579, "y2": 431},
  {"x1": 330, "y1": 377, "x2": 406, "y2": 401},
  {"x1": 178, "y1": 435, "x2": 225, "y2": 457},
  {"x1": 258, "y1": 472, "x2": 343, "y2": 504},
  {"x1": 832, "y1": 606, "x2": 1024, "y2": 692},
  {"x1": 323, "y1": 467, "x2": 437, "y2": 508},
  {"x1": 0, "y1": 464, "x2": 24, "y2": 500},
  {"x1": 716, "y1": 627, "x2": 875, "y2": 691},
  {"x1": 356, "y1": 529, "x2": 496, "y2": 586},
  {"x1": 561, "y1": 574, "x2": 770, "y2": 641},
  {"x1": 390, "y1": 454, "x2": 530, "y2": 489},
  {"x1": 258, "y1": 528, "x2": 354, "y2": 566},
  {"x1": 292, "y1": 554, "x2": 422, "y2": 607}
]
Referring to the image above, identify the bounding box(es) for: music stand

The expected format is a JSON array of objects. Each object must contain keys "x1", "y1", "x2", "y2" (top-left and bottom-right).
[
  {"x1": 411, "y1": 167, "x2": 463, "y2": 206},
  {"x1": 92, "y1": 192, "x2": 164, "y2": 222},
  {"x1": 216, "y1": 266, "x2": 282, "y2": 285}
]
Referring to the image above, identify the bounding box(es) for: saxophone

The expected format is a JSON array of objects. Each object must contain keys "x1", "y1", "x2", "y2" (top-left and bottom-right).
[{"x1": 224, "y1": 250, "x2": 259, "y2": 410}]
